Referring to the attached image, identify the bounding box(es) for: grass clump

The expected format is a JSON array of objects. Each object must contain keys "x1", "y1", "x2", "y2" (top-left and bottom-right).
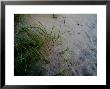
[{"x1": 14, "y1": 14, "x2": 61, "y2": 76}]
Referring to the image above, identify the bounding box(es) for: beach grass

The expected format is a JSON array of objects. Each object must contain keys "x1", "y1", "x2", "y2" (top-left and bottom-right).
[{"x1": 14, "y1": 14, "x2": 61, "y2": 75}]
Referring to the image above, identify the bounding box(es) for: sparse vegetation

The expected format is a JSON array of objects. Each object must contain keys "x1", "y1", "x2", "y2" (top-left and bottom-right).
[
  {"x1": 14, "y1": 14, "x2": 61, "y2": 76},
  {"x1": 14, "y1": 14, "x2": 97, "y2": 76}
]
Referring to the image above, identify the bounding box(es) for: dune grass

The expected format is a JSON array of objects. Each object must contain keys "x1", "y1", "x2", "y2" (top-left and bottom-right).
[{"x1": 14, "y1": 14, "x2": 61, "y2": 75}]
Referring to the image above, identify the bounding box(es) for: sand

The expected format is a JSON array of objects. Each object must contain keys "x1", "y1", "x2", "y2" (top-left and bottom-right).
[{"x1": 25, "y1": 14, "x2": 97, "y2": 76}]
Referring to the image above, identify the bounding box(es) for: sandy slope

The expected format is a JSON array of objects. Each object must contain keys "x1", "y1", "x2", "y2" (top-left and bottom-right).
[{"x1": 26, "y1": 14, "x2": 97, "y2": 76}]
